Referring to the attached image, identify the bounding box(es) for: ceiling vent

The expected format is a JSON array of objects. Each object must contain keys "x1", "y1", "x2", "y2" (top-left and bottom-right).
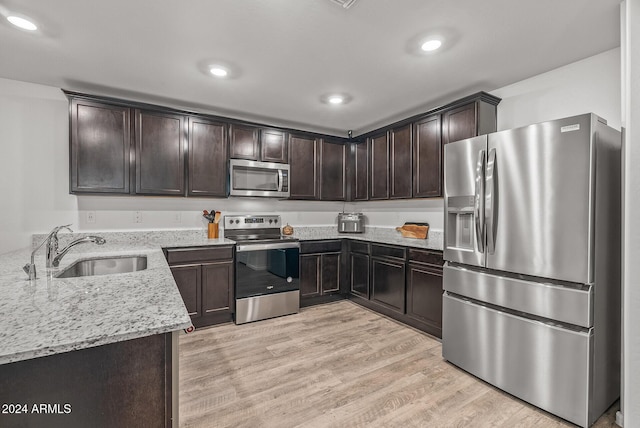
[{"x1": 329, "y1": 0, "x2": 359, "y2": 9}]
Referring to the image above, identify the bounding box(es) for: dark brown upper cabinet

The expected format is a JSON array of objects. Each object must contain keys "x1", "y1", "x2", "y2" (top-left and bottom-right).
[
  {"x1": 229, "y1": 125, "x2": 288, "y2": 164},
  {"x1": 188, "y1": 117, "x2": 228, "y2": 197},
  {"x1": 69, "y1": 99, "x2": 131, "y2": 194},
  {"x1": 442, "y1": 99, "x2": 497, "y2": 145},
  {"x1": 389, "y1": 124, "x2": 412, "y2": 199},
  {"x1": 134, "y1": 109, "x2": 186, "y2": 196},
  {"x1": 261, "y1": 129, "x2": 288, "y2": 163},
  {"x1": 289, "y1": 134, "x2": 319, "y2": 200},
  {"x1": 320, "y1": 139, "x2": 347, "y2": 201},
  {"x1": 351, "y1": 142, "x2": 369, "y2": 201},
  {"x1": 229, "y1": 124, "x2": 260, "y2": 160},
  {"x1": 413, "y1": 114, "x2": 442, "y2": 198},
  {"x1": 369, "y1": 133, "x2": 390, "y2": 200}
]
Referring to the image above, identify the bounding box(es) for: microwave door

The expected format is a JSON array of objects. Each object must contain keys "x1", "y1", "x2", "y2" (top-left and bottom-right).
[{"x1": 233, "y1": 166, "x2": 279, "y2": 191}]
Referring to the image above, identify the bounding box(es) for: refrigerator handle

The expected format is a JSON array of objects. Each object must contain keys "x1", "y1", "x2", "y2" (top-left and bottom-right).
[
  {"x1": 474, "y1": 149, "x2": 485, "y2": 253},
  {"x1": 486, "y1": 148, "x2": 497, "y2": 254}
]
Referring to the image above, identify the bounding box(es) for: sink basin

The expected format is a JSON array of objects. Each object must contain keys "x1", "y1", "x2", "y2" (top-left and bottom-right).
[{"x1": 56, "y1": 255, "x2": 148, "y2": 278}]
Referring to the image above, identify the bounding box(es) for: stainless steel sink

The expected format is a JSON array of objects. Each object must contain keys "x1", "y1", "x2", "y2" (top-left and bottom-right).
[{"x1": 56, "y1": 255, "x2": 148, "y2": 278}]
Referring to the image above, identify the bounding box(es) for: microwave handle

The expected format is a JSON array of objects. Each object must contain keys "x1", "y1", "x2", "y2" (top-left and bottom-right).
[{"x1": 277, "y1": 169, "x2": 283, "y2": 192}]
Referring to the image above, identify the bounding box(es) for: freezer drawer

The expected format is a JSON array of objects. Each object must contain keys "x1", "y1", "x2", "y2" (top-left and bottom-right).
[
  {"x1": 442, "y1": 294, "x2": 592, "y2": 427},
  {"x1": 443, "y1": 263, "x2": 593, "y2": 328}
]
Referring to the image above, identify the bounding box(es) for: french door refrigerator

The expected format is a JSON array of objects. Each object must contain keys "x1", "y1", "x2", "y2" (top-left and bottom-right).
[{"x1": 442, "y1": 113, "x2": 621, "y2": 427}]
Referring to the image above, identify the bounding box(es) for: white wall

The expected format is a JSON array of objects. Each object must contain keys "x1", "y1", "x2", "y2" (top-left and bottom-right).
[
  {"x1": 621, "y1": 0, "x2": 640, "y2": 425},
  {"x1": 493, "y1": 48, "x2": 621, "y2": 131},
  {"x1": 0, "y1": 78, "x2": 78, "y2": 254}
]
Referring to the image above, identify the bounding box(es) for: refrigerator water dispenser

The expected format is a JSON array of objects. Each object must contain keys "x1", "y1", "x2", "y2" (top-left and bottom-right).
[{"x1": 446, "y1": 196, "x2": 476, "y2": 250}]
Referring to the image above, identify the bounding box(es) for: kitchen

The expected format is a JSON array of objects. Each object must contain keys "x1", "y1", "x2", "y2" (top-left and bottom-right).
[{"x1": 0, "y1": 0, "x2": 638, "y2": 427}]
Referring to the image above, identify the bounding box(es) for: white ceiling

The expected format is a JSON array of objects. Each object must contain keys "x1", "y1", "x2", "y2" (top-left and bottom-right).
[{"x1": 0, "y1": 0, "x2": 620, "y2": 136}]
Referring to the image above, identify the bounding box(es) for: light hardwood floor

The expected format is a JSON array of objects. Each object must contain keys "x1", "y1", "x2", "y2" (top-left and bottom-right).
[{"x1": 179, "y1": 300, "x2": 618, "y2": 428}]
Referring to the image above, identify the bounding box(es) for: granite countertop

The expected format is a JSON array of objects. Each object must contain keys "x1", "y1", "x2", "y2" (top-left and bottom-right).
[
  {"x1": 0, "y1": 229, "x2": 235, "y2": 366},
  {"x1": 1, "y1": 226, "x2": 440, "y2": 366},
  {"x1": 290, "y1": 226, "x2": 444, "y2": 251}
]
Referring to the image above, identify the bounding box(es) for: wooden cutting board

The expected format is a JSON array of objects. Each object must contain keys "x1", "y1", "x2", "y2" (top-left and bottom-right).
[{"x1": 395, "y1": 222, "x2": 429, "y2": 239}]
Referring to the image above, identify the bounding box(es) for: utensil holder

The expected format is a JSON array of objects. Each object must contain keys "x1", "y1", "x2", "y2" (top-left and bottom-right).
[{"x1": 208, "y1": 223, "x2": 219, "y2": 239}]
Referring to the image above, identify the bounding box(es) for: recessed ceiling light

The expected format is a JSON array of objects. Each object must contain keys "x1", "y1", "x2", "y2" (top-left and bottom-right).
[
  {"x1": 7, "y1": 16, "x2": 38, "y2": 31},
  {"x1": 321, "y1": 93, "x2": 352, "y2": 105},
  {"x1": 421, "y1": 39, "x2": 442, "y2": 52},
  {"x1": 209, "y1": 66, "x2": 228, "y2": 77}
]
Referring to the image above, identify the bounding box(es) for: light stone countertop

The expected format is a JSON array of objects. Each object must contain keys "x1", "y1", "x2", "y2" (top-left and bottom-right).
[
  {"x1": 1, "y1": 230, "x2": 235, "y2": 365},
  {"x1": 1, "y1": 226, "x2": 440, "y2": 366},
  {"x1": 290, "y1": 226, "x2": 444, "y2": 251}
]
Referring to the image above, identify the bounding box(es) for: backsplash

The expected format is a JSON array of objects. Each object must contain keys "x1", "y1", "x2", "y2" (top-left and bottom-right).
[{"x1": 72, "y1": 196, "x2": 445, "y2": 233}]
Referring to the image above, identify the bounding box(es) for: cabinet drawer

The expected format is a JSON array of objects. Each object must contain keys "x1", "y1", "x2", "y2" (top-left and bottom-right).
[
  {"x1": 371, "y1": 244, "x2": 406, "y2": 261},
  {"x1": 300, "y1": 240, "x2": 342, "y2": 254},
  {"x1": 349, "y1": 240, "x2": 370, "y2": 254},
  {"x1": 408, "y1": 249, "x2": 443, "y2": 268},
  {"x1": 166, "y1": 246, "x2": 233, "y2": 265}
]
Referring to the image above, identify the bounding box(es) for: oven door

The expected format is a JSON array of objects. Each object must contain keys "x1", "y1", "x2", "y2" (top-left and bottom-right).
[
  {"x1": 229, "y1": 159, "x2": 290, "y2": 198},
  {"x1": 235, "y1": 242, "x2": 300, "y2": 299}
]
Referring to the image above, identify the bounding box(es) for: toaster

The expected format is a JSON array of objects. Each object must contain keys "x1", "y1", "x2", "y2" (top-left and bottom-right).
[{"x1": 338, "y1": 213, "x2": 365, "y2": 233}]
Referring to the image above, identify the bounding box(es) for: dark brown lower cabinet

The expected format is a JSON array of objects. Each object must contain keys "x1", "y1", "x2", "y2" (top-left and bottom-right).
[
  {"x1": 299, "y1": 240, "x2": 344, "y2": 306},
  {"x1": 407, "y1": 264, "x2": 443, "y2": 338},
  {"x1": 165, "y1": 246, "x2": 234, "y2": 328},
  {"x1": 349, "y1": 252, "x2": 370, "y2": 298},
  {"x1": 347, "y1": 241, "x2": 443, "y2": 338},
  {"x1": 0, "y1": 333, "x2": 174, "y2": 428},
  {"x1": 371, "y1": 257, "x2": 406, "y2": 314},
  {"x1": 300, "y1": 253, "x2": 341, "y2": 297}
]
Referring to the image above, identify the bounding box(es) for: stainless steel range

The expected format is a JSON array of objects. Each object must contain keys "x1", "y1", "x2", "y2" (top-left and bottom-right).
[{"x1": 225, "y1": 215, "x2": 300, "y2": 324}]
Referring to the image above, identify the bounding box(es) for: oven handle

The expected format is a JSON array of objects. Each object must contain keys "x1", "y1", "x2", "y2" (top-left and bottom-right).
[{"x1": 236, "y1": 242, "x2": 300, "y2": 252}]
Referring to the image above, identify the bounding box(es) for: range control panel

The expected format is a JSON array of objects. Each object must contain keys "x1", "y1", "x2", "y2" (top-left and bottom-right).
[{"x1": 224, "y1": 215, "x2": 281, "y2": 230}]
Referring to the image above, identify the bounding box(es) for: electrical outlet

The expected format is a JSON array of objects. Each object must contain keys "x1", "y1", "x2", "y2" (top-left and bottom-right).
[
  {"x1": 86, "y1": 211, "x2": 96, "y2": 224},
  {"x1": 173, "y1": 213, "x2": 182, "y2": 223},
  {"x1": 133, "y1": 211, "x2": 142, "y2": 223}
]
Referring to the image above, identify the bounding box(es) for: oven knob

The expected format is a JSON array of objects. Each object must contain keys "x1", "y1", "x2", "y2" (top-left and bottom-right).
[
  {"x1": 269, "y1": 219, "x2": 273, "y2": 224},
  {"x1": 235, "y1": 220, "x2": 240, "y2": 224},
  {"x1": 274, "y1": 219, "x2": 278, "y2": 224}
]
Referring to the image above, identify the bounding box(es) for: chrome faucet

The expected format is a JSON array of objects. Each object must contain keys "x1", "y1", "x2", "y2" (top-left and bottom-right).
[
  {"x1": 49, "y1": 235, "x2": 106, "y2": 268},
  {"x1": 23, "y1": 224, "x2": 106, "y2": 280}
]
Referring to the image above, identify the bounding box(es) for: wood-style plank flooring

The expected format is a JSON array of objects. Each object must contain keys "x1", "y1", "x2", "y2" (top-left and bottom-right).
[{"x1": 179, "y1": 301, "x2": 618, "y2": 428}]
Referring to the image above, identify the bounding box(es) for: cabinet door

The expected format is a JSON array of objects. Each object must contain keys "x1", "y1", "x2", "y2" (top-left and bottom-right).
[
  {"x1": 320, "y1": 140, "x2": 346, "y2": 201},
  {"x1": 229, "y1": 124, "x2": 259, "y2": 160},
  {"x1": 70, "y1": 99, "x2": 131, "y2": 194},
  {"x1": 135, "y1": 109, "x2": 186, "y2": 195},
  {"x1": 289, "y1": 134, "x2": 319, "y2": 200},
  {"x1": 321, "y1": 253, "x2": 341, "y2": 294},
  {"x1": 201, "y1": 261, "x2": 234, "y2": 315},
  {"x1": 407, "y1": 264, "x2": 443, "y2": 337},
  {"x1": 353, "y1": 142, "x2": 369, "y2": 201},
  {"x1": 188, "y1": 117, "x2": 228, "y2": 197},
  {"x1": 371, "y1": 258, "x2": 406, "y2": 313},
  {"x1": 261, "y1": 129, "x2": 288, "y2": 163},
  {"x1": 442, "y1": 102, "x2": 477, "y2": 145},
  {"x1": 300, "y1": 254, "x2": 321, "y2": 297},
  {"x1": 350, "y1": 252, "x2": 370, "y2": 299},
  {"x1": 413, "y1": 115, "x2": 442, "y2": 197},
  {"x1": 170, "y1": 265, "x2": 201, "y2": 318},
  {"x1": 390, "y1": 124, "x2": 412, "y2": 199},
  {"x1": 370, "y1": 133, "x2": 390, "y2": 200}
]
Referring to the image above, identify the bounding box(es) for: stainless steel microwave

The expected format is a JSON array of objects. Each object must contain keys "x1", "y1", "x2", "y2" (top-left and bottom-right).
[{"x1": 229, "y1": 159, "x2": 290, "y2": 198}]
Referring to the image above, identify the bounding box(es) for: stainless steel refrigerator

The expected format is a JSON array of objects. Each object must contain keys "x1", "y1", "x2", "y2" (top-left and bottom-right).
[{"x1": 442, "y1": 113, "x2": 621, "y2": 427}]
